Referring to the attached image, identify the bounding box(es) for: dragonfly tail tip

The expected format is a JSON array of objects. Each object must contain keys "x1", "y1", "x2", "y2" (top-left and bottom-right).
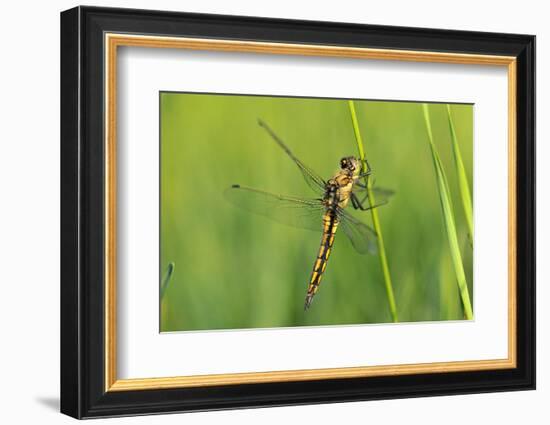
[{"x1": 304, "y1": 295, "x2": 313, "y2": 311}]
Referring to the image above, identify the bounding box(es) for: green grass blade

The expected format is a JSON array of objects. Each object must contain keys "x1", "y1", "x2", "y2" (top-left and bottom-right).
[
  {"x1": 446, "y1": 105, "x2": 473, "y2": 244},
  {"x1": 348, "y1": 100, "x2": 398, "y2": 323},
  {"x1": 161, "y1": 262, "x2": 175, "y2": 300},
  {"x1": 422, "y1": 104, "x2": 473, "y2": 320}
]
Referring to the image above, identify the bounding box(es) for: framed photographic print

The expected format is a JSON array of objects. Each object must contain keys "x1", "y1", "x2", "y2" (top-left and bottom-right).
[{"x1": 60, "y1": 6, "x2": 535, "y2": 419}]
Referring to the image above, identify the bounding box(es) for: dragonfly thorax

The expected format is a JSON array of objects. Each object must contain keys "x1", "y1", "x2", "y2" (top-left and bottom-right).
[{"x1": 324, "y1": 171, "x2": 357, "y2": 210}]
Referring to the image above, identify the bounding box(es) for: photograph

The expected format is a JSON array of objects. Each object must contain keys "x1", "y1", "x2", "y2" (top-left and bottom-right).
[{"x1": 159, "y1": 93, "x2": 474, "y2": 332}]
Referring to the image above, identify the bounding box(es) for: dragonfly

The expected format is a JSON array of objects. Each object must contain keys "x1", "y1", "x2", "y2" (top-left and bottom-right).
[{"x1": 225, "y1": 120, "x2": 393, "y2": 310}]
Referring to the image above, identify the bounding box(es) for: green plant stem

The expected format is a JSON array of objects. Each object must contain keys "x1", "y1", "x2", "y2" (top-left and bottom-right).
[
  {"x1": 348, "y1": 100, "x2": 398, "y2": 323},
  {"x1": 161, "y1": 262, "x2": 175, "y2": 300},
  {"x1": 422, "y1": 104, "x2": 473, "y2": 320},
  {"x1": 446, "y1": 105, "x2": 474, "y2": 245}
]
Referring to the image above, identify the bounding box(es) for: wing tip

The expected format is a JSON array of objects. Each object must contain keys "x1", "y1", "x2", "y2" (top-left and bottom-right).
[
  {"x1": 368, "y1": 242, "x2": 378, "y2": 255},
  {"x1": 231, "y1": 184, "x2": 240, "y2": 188}
]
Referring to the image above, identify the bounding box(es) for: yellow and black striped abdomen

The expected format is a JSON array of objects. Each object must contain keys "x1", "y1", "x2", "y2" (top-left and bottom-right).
[{"x1": 304, "y1": 212, "x2": 339, "y2": 309}]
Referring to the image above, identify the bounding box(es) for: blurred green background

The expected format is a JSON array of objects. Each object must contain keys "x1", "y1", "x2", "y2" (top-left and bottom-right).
[{"x1": 160, "y1": 92, "x2": 473, "y2": 332}]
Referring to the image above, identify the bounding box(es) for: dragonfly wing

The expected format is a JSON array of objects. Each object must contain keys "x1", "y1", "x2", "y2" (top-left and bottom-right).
[
  {"x1": 224, "y1": 184, "x2": 325, "y2": 232},
  {"x1": 337, "y1": 208, "x2": 378, "y2": 255},
  {"x1": 258, "y1": 119, "x2": 326, "y2": 193},
  {"x1": 351, "y1": 185, "x2": 395, "y2": 210}
]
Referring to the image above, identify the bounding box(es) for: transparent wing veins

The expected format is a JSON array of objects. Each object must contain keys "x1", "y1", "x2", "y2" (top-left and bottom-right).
[
  {"x1": 337, "y1": 207, "x2": 378, "y2": 255},
  {"x1": 258, "y1": 119, "x2": 326, "y2": 193},
  {"x1": 224, "y1": 185, "x2": 325, "y2": 232},
  {"x1": 352, "y1": 186, "x2": 395, "y2": 205},
  {"x1": 225, "y1": 185, "x2": 379, "y2": 254}
]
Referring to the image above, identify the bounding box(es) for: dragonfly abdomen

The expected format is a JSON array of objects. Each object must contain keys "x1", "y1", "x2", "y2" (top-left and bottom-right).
[{"x1": 304, "y1": 211, "x2": 339, "y2": 309}]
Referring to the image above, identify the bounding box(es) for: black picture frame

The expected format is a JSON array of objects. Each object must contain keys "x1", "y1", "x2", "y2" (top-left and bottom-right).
[{"x1": 60, "y1": 5, "x2": 535, "y2": 419}]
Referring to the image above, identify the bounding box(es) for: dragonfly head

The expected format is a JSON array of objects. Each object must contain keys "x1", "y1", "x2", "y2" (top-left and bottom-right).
[{"x1": 340, "y1": 156, "x2": 361, "y2": 176}]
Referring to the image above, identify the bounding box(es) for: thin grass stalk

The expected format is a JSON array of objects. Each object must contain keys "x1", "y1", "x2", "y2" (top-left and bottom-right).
[
  {"x1": 422, "y1": 104, "x2": 473, "y2": 320},
  {"x1": 160, "y1": 262, "x2": 175, "y2": 300},
  {"x1": 348, "y1": 100, "x2": 398, "y2": 323},
  {"x1": 446, "y1": 105, "x2": 474, "y2": 245}
]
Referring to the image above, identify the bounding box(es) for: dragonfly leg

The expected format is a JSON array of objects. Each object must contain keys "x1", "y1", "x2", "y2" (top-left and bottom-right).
[
  {"x1": 350, "y1": 193, "x2": 361, "y2": 210},
  {"x1": 352, "y1": 184, "x2": 372, "y2": 207},
  {"x1": 356, "y1": 176, "x2": 377, "y2": 188},
  {"x1": 358, "y1": 158, "x2": 372, "y2": 176},
  {"x1": 351, "y1": 193, "x2": 369, "y2": 210},
  {"x1": 351, "y1": 192, "x2": 372, "y2": 210},
  {"x1": 351, "y1": 192, "x2": 388, "y2": 211}
]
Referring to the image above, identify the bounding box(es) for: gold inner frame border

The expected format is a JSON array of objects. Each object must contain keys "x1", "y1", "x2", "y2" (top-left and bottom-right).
[{"x1": 104, "y1": 33, "x2": 517, "y2": 392}]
